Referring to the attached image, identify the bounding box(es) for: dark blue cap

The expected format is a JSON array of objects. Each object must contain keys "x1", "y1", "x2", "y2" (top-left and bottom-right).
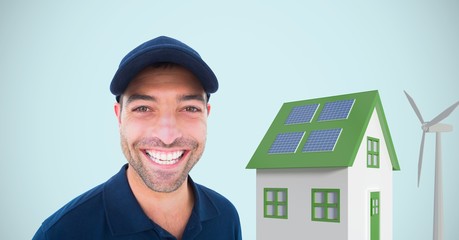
[{"x1": 110, "y1": 36, "x2": 218, "y2": 101}]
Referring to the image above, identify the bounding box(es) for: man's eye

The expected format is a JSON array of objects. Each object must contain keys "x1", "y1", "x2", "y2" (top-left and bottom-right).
[
  {"x1": 184, "y1": 106, "x2": 201, "y2": 112},
  {"x1": 133, "y1": 106, "x2": 150, "y2": 112}
]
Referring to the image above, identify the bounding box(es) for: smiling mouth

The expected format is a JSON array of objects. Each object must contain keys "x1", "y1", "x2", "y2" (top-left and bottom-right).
[{"x1": 145, "y1": 150, "x2": 185, "y2": 165}]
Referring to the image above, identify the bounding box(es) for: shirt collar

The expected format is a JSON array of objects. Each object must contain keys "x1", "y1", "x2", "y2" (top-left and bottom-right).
[{"x1": 103, "y1": 164, "x2": 220, "y2": 236}]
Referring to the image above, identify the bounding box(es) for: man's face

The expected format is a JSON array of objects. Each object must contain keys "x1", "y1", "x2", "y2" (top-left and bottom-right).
[{"x1": 114, "y1": 66, "x2": 210, "y2": 193}]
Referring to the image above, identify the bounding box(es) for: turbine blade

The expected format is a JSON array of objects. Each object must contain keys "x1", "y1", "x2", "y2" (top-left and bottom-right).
[
  {"x1": 417, "y1": 131, "x2": 426, "y2": 187},
  {"x1": 426, "y1": 101, "x2": 459, "y2": 128},
  {"x1": 404, "y1": 91, "x2": 425, "y2": 123}
]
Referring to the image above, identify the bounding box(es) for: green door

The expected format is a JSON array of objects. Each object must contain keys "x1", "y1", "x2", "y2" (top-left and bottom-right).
[{"x1": 370, "y1": 192, "x2": 380, "y2": 240}]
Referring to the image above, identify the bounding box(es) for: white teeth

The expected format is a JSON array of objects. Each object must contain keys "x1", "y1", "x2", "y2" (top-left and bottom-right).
[{"x1": 145, "y1": 150, "x2": 184, "y2": 165}]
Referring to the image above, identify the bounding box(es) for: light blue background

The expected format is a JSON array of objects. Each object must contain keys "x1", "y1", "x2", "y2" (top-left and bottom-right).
[{"x1": 1, "y1": 1, "x2": 458, "y2": 239}]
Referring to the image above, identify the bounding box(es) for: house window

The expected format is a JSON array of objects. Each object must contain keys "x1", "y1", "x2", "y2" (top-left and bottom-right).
[
  {"x1": 264, "y1": 188, "x2": 288, "y2": 219},
  {"x1": 311, "y1": 189, "x2": 340, "y2": 222},
  {"x1": 367, "y1": 137, "x2": 380, "y2": 168}
]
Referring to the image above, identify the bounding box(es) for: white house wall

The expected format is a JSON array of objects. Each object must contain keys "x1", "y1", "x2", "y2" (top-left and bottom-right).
[
  {"x1": 347, "y1": 108, "x2": 393, "y2": 240},
  {"x1": 256, "y1": 168, "x2": 349, "y2": 239}
]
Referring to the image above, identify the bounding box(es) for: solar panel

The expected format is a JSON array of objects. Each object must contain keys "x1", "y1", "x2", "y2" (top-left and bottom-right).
[
  {"x1": 268, "y1": 132, "x2": 305, "y2": 154},
  {"x1": 302, "y1": 128, "x2": 342, "y2": 152},
  {"x1": 285, "y1": 104, "x2": 319, "y2": 125},
  {"x1": 318, "y1": 99, "x2": 355, "y2": 121}
]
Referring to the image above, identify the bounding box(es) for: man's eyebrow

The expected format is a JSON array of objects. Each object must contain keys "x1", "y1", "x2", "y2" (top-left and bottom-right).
[
  {"x1": 125, "y1": 94, "x2": 157, "y2": 105},
  {"x1": 125, "y1": 94, "x2": 206, "y2": 105},
  {"x1": 179, "y1": 94, "x2": 206, "y2": 104}
]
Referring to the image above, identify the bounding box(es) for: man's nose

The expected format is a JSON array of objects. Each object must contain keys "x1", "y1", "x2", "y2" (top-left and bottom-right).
[{"x1": 153, "y1": 110, "x2": 181, "y2": 145}]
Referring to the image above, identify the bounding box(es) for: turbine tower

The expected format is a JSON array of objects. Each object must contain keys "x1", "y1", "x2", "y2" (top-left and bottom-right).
[{"x1": 404, "y1": 91, "x2": 458, "y2": 240}]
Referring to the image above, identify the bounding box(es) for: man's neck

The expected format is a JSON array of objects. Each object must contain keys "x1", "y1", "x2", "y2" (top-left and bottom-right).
[{"x1": 126, "y1": 165, "x2": 194, "y2": 239}]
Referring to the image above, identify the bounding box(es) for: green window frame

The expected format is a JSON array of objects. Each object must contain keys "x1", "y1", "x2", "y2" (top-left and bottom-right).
[
  {"x1": 311, "y1": 188, "x2": 340, "y2": 222},
  {"x1": 264, "y1": 188, "x2": 288, "y2": 219},
  {"x1": 367, "y1": 137, "x2": 380, "y2": 168}
]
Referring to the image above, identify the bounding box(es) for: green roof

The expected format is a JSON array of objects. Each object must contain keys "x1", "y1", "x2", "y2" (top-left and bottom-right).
[{"x1": 246, "y1": 90, "x2": 400, "y2": 170}]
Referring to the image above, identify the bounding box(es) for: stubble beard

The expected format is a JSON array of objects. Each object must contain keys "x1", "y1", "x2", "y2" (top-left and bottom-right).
[{"x1": 120, "y1": 132, "x2": 204, "y2": 193}]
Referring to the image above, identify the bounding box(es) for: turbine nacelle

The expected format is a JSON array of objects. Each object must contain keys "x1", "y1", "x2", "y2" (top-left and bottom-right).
[{"x1": 424, "y1": 123, "x2": 453, "y2": 133}]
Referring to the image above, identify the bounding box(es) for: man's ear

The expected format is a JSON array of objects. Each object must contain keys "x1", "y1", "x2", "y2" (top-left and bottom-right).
[
  {"x1": 206, "y1": 103, "x2": 211, "y2": 116},
  {"x1": 114, "y1": 103, "x2": 122, "y2": 125}
]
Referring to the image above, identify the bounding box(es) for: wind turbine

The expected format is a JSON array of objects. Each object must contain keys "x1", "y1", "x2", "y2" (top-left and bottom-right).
[{"x1": 404, "y1": 91, "x2": 459, "y2": 240}]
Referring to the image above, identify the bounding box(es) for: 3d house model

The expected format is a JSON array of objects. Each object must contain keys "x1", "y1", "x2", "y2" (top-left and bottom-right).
[{"x1": 246, "y1": 90, "x2": 400, "y2": 240}]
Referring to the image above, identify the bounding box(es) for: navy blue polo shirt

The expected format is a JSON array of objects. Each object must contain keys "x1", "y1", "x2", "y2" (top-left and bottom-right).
[{"x1": 33, "y1": 164, "x2": 242, "y2": 239}]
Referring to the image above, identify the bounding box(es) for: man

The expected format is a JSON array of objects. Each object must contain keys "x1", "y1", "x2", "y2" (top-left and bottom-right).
[{"x1": 33, "y1": 36, "x2": 242, "y2": 239}]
